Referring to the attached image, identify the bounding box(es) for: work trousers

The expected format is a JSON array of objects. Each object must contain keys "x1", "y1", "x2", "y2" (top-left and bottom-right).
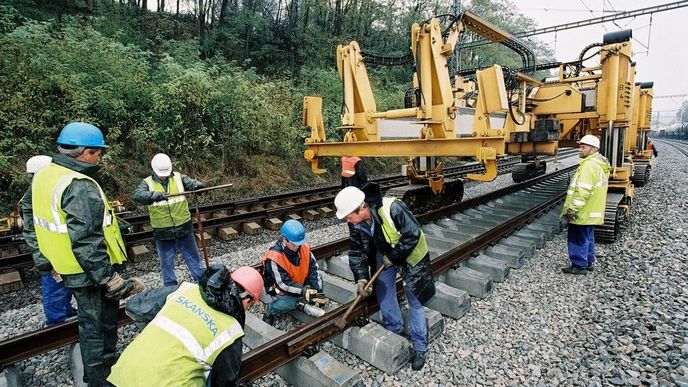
[
  {"x1": 71, "y1": 286, "x2": 119, "y2": 387},
  {"x1": 567, "y1": 224, "x2": 596, "y2": 269},
  {"x1": 266, "y1": 294, "x2": 299, "y2": 316},
  {"x1": 154, "y1": 233, "x2": 205, "y2": 286},
  {"x1": 41, "y1": 273, "x2": 75, "y2": 326},
  {"x1": 374, "y1": 253, "x2": 428, "y2": 352}
]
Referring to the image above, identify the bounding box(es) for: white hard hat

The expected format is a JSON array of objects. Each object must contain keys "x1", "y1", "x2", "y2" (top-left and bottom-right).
[
  {"x1": 578, "y1": 135, "x2": 600, "y2": 149},
  {"x1": 151, "y1": 153, "x2": 172, "y2": 177},
  {"x1": 26, "y1": 155, "x2": 52, "y2": 173},
  {"x1": 334, "y1": 186, "x2": 365, "y2": 219}
]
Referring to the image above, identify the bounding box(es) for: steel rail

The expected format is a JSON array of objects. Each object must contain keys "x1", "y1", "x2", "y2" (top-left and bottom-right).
[
  {"x1": 0, "y1": 165, "x2": 574, "y2": 369},
  {"x1": 238, "y1": 167, "x2": 573, "y2": 382}
]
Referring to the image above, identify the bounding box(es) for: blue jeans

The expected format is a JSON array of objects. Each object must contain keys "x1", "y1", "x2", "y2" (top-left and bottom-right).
[
  {"x1": 266, "y1": 295, "x2": 299, "y2": 316},
  {"x1": 155, "y1": 233, "x2": 205, "y2": 286},
  {"x1": 567, "y1": 224, "x2": 596, "y2": 268},
  {"x1": 41, "y1": 274, "x2": 75, "y2": 325},
  {"x1": 375, "y1": 253, "x2": 428, "y2": 352}
]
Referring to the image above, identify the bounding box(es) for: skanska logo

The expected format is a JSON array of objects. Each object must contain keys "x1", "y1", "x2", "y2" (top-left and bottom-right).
[{"x1": 176, "y1": 296, "x2": 218, "y2": 335}]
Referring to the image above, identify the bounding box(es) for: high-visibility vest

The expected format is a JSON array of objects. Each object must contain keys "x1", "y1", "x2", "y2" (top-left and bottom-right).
[
  {"x1": 377, "y1": 198, "x2": 427, "y2": 267},
  {"x1": 144, "y1": 172, "x2": 191, "y2": 228},
  {"x1": 562, "y1": 153, "x2": 611, "y2": 225},
  {"x1": 262, "y1": 244, "x2": 312, "y2": 287},
  {"x1": 31, "y1": 163, "x2": 127, "y2": 275},
  {"x1": 107, "y1": 282, "x2": 244, "y2": 386},
  {"x1": 341, "y1": 156, "x2": 361, "y2": 177}
]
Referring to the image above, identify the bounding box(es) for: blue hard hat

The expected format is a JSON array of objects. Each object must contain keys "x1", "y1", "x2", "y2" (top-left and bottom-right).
[
  {"x1": 281, "y1": 219, "x2": 307, "y2": 246},
  {"x1": 57, "y1": 122, "x2": 109, "y2": 148}
]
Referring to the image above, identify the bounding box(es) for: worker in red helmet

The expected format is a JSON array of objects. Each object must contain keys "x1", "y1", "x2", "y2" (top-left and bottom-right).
[
  {"x1": 107, "y1": 265, "x2": 264, "y2": 387},
  {"x1": 261, "y1": 219, "x2": 324, "y2": 325},
  {"x1": 341, "y1": 156, "x2": 368, "y2": 188}
]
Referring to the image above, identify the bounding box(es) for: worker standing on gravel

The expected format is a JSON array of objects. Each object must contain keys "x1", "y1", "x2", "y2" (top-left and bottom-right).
[
  {"x1": 133, "y1": 153, "x2": 206, "y2": 286},
  {"x1": 261, "y1": 219, "x2": 324, "y2": 325},
  {"x1": 334, "y1": 183, "x2": 435, "y2": 371},
  {"x1": 560, "y1": 134, "x2": 611, "y2": 275},
  {"x1": 23, "y1": 122, "x2": 144, "y2": 386},
  {"x1": 341, "y1": 156, "x2": 368, "y2": 188},
  {"x1": 107, "y1": 264, "x2": 263, "y2": 387},
  {"x1": 20, "y1": 155, "x2": 76, "y2": 326}
]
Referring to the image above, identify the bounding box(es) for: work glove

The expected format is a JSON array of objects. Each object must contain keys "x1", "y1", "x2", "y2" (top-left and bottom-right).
[
  {"x1": 311, "y1": 296, "x2": 328, "y2": 307},
  {"x1": 105, "y1": 272, "x2": 146, "y2": 301},
  {"x1": 356, "y1": 279, "x2": 371, "y2": 298},
  {"x1": 50, "y1": 270, "x2": 63, "y2": 284},
  {"x1": 382, "y1": 255, "x2": 394, "y2": 269},
  {"x1": 302, "y1": 286, "x2": 319, "y2": 302},
  {"x1": 560, "y1": 210, "x2": 576, "y2": 227},
  {"x1": 150, "y1": 191, "x2": 168, "y2": 202}
]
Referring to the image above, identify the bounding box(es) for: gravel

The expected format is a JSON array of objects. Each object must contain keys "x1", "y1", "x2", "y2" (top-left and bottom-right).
[{"x1": 3, "y1": 147, "x2": 686, "y2": 386}]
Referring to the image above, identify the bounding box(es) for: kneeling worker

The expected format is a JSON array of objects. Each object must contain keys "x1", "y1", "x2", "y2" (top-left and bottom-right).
[
  {"x1": 261, "y1": 220, "x2": 324, "y2": 325},
  {"x1": 107, "y1": 265, "x2": 264, "y2": 386}
]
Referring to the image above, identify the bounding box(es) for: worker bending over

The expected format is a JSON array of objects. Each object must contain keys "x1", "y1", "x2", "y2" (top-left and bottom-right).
[
  {"x1": 133, "y1": 153, "x2": 206, "y2": 286},
  {"x1": 261, "y1": 219, "x2": 324, "y2": 325},
  {"x1": 107, "y1": 265, "x2": 263, "y2": 386},
  {"x1": 334, "y1": 184, "x2": 435, "y2": 371},
  {"x1": 23, "y1": 123, "x2": 144, "y2": 386},
  {"x1": 560, "y1": 135, "x2": 611, "y2": 275}
]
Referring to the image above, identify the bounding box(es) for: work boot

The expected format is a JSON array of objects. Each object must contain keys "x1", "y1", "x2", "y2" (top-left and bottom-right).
[
  {"x1": 561, "y1": 265, "x2": 588, "y2": 275},
  {"x1": 410, "y1": 349, "x2": 426, "y2": 371},
  {"x1": 262, "y1": 310, "x2": 276, "y2": 326}
]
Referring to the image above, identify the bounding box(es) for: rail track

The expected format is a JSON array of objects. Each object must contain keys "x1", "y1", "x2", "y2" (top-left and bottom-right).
[
  {"x1": 0, "y1": 150, "x2": 578, "y2": 271},
  {"x1": 0, "y1": 165, "x2": 576, "y2": 385}
]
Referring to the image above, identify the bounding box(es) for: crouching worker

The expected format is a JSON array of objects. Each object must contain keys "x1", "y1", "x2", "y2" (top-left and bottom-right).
[
  {"x1": 107, "y1": 265, "x2": 264, "y2": 387},
  {"x1": 261, "y1": 220, "x2": 325, "y2": 325}
]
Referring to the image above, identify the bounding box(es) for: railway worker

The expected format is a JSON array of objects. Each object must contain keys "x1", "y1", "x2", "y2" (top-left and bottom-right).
[
  {"x1": 647, "y1": 140, "x2": 658, "y2": 157},
  {"x1": 107, "y1": 265, "x2": 264, "y2": 387},
  {"x1": 23, "y1": 122, "x2": 144, "y2": 386},
  {"x1": 333, "y1": 184, "x2": 435, "y2": 371},
  {"x1": 341, "y1": 156, "x2": 368, "y2": 188},
  {"x1": 261, "y1": 219, "x2": 324, "y2": 325},
  {"x1": 560, "y1": 134, "x2": 611, "y2": 275},
  {"x1": 133, "y1": 153, "x2": 206, "y2": 286},
  {"x1": 20, "y1": 155, "x2": 76, "y2": 326}
]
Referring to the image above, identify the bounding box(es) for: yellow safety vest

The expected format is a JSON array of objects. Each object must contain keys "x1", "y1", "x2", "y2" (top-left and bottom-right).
[
  {"x1": 107, "y1": 283, "x2": 244, "y2": 386},
  {"x1": 377, "y1": 198, "x2": 428, "y2": 267},
  {"x1": 31, "y1": 163, "x2": 127, "y2": 275},
  {"x1": 144, "y1": 172, "x2": 191, "y2": 228}
]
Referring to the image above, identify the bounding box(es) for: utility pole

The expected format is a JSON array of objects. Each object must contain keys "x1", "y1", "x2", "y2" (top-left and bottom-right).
[{"x1": 451, "y1": 0, "x2": 462, "y2": 75}]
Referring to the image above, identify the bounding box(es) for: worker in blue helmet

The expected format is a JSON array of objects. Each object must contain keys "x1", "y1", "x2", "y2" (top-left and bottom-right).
[
  {"x1": 260, "y1": 220, "x2": 324, "y2": 325},
  {"x1": 22, "y1": 122, "x2": 144, "y2": 386}
]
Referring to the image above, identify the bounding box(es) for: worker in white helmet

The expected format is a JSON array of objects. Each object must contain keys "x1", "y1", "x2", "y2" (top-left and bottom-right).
[
  {"x1": 560, "y1": 135, "x2": 611, "y2": 275},
  {"x1": 133, "y1": 153, "x2": 206, "y2": 286},
  {"x1": 20, "y1": 155, "x2": 77, "y2": 326}
]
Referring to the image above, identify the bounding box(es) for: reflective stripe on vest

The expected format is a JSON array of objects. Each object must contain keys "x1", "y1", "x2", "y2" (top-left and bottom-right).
[
  {"x1": 377, "y1": 198, "x2": 427, "y2": 267},
  {"x1": 262, "y1": 244, "x2": 312, "y2": 285},
  {"x1": 106, "y1": 283, "x2": 243, "y2": 386},
  {"x1": 341, "y1": 156, "x2": 361, "y2": 177},
  {"x1": 144, "y1": 172, "x2": 191, "y2": 228},
  {"x1": 31, "y1": 163, "x2": 127, "y2": 275}
]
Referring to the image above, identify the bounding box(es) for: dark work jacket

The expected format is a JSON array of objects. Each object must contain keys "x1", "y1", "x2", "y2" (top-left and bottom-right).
[
  {"x1": 347, "y1": 197, "x2": 435, "y2": 304},
  {"x1": 341, "y1": 161, "x2": 368, "y2": 188},
  {"x1": 263, "y1": 239, "x2": 322, "y2": 296}
]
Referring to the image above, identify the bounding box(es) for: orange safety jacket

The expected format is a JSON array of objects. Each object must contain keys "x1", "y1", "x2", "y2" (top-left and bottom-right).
[
  {"x1": 341, "y1": 157, "x2": 361, "y2": 177},
  {"x1": 262, "y1": 244, "x2": 312, "y2": 287}
]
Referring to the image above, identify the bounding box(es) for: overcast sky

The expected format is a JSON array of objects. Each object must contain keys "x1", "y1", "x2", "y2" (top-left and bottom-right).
[{"x1": 511, "y1": 0, "x2": 688, "y2": 124}]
